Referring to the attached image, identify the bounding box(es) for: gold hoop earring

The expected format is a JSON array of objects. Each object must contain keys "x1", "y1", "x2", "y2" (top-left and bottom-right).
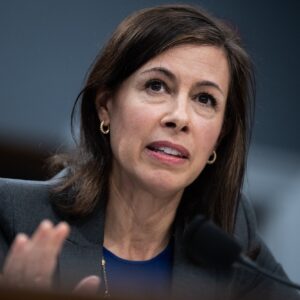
[
  {"x1": 207, "y1": 150, "x2": 217, "y2": 165},
  {"x1": 100, "y1": 121, "x2": 110, "y2": 134}
]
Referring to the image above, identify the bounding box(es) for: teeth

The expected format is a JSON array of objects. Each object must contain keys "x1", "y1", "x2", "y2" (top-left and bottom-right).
[{"x1": 156, "y1": 146, "x2": 183, "y2": 157}]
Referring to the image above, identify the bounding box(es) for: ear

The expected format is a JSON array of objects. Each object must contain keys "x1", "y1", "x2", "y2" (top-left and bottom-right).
[{"x1": 95, "y1": 91, "x2": 112, "y2": 125}]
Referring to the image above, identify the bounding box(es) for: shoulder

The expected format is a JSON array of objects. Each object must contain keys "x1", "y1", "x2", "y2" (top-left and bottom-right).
[
  {"x1": 0, "y1": 171, "x2": 66, "y2": 239},
  {"x1": 232, "y1": 195, "x2": 300, "y2": 299},
  {"x1": 234, "y1": 194, "x2": 258, "y2": 251},
  {"x1": 233, "y1": 195, "x2": 285, "y2": 275}
]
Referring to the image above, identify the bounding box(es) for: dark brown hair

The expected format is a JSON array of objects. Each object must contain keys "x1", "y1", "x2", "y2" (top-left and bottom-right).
[{"x1": 53, "y1": 4, "x2": 255, "y2": 233}]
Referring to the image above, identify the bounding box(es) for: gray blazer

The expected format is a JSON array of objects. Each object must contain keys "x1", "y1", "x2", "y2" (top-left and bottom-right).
[{"x1": 0, "y1": 175, "x2": 299, "y2": 300}]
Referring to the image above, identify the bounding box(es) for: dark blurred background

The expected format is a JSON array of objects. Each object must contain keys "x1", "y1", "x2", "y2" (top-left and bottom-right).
[{"x1": 1, "y1": 0, "x2": 299, "y2": 281}]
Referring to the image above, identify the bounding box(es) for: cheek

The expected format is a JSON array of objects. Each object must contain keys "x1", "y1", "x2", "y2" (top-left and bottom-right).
[
  {"x1": 109, "y1": 103, "x2": 157, "y2": 160},
  {"x1": 187, "y1": 123, "x2": 221, "y2": 182},
  {"x1": 115, "y1": 110, "x2": 150, "y2": 140},
  {"x1": 193, "y1": 119, "x2": 223, "y2": 160}
]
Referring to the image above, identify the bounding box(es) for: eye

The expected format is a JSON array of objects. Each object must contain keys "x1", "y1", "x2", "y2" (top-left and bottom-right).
[
  {"x1": 195, "y1": 92, "x2": 217, "y2": 107},
  {"x1": 145, "y1": 79, "x2": 168, "y2": 93}
]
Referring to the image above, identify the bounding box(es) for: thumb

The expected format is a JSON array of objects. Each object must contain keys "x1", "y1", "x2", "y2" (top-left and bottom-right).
[{"x1": 73, "y1": 275, "x2": 101, "y2": 295}]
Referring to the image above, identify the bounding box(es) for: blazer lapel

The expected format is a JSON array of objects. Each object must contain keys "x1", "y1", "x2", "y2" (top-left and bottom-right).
[
  {"x1": 171, "y1": 221, "x2": 232, "y2": 300},
  {"x1": 55, "y1": 200, "x2": 106, "y2": 293},
  {"x1": 57, "y1": 240, "x2": 103, "y2": 291}
]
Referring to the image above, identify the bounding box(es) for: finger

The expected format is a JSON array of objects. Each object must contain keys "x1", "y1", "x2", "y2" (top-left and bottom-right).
[
  {"x1": 31, "y1": 221, "x2": 70, "y2": 270},
  {"x1": 73, "y1": 276, "x2": 101, "y2": 295},
  {"x1": 3, "y1": 233, "x2": 30, "y2": 286},
  {"x1": 30, "y1": 220, "x2": 69, "y2": 258},
  {"x1": 49, "y1": 222, "x2": 70, "y2": 255},
  {"x1": 23, "y1": 221, "x2": 70, "y2": 287},
  {"x1": 30, "y1": 220, "x2": 54, "y2": 244},
  {"x1": 3, "y1": 234, "x2": 29, "y2": 287},
  {"x1": 20, "y1": 220, "x2": 55, "y2": 286},
  {"x1": 32, "y1": 222, "x2": 70, "y2": 284}
]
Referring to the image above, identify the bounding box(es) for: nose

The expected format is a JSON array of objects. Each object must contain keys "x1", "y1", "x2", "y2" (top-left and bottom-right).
[{"x1": 160, "y1": 97, "x2": 190, "y2": 133}]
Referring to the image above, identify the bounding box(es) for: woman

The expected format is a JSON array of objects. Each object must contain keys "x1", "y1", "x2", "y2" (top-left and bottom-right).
[{"x1": 0, "y1": 4, "x2": 298, "y2": 300}]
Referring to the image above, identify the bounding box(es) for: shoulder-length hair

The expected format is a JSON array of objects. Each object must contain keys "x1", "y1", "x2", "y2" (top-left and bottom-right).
[{"x1": 52, "y1": 4, "x2": 255, "y2": 233}]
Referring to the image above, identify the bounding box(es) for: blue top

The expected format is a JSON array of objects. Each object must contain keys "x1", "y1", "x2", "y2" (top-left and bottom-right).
[{"x1": 102, "y1": 241, "x2": 173, "y2": 298}]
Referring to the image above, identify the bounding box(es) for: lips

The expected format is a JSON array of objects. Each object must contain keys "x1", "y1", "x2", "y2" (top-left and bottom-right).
[{"x1": 146, "y1": 141, "x2": 190, "y2": 159}]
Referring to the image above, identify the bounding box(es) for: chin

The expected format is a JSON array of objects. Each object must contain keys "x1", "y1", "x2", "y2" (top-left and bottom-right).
[{"x1": 143, "y1": 173, "x2": 188, "y2": 196}]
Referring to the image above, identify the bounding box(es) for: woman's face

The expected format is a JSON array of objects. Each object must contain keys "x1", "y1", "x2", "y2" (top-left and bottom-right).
[{"x1": 98, "y1": 44, "x2": 230, "y2": 197}]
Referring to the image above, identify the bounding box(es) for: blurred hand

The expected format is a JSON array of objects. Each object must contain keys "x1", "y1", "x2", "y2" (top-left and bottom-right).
[
  {"x1": 1, "y1": 220, "x2": 70, "y2": 289},
  {"x1": 0, "y1": 220, "x2": 101, "y2": 294},
  {"x1": 73, "y1": 275, "x2": 101, "y2": 295}
]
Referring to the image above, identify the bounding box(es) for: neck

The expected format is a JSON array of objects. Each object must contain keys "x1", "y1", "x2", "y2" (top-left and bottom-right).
[{"x1": 104, "y1": 176, "x2": 182, "y2": 261}]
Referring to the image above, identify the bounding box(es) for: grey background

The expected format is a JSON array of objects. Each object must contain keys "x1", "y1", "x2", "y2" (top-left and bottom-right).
[{"x1": 1, "y1": 0, "x2": 300, "y2": 281}]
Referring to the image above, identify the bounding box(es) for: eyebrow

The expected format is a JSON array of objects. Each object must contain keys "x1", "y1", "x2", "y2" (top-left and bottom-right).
[
  {"x1": 194, "y1": 80, "x2": 225, "y2": 96},
  {"x1": 140, "y1": 67, "x2": 225, "y2": 96},
  {"x1": 140, "y1": 67, "x2": 176, "y2": 81}
]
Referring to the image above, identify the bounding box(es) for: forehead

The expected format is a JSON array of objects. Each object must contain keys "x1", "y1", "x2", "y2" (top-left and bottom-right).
[{"x1": 136, "y1": 44, "x2": 230, "y2": 93}]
